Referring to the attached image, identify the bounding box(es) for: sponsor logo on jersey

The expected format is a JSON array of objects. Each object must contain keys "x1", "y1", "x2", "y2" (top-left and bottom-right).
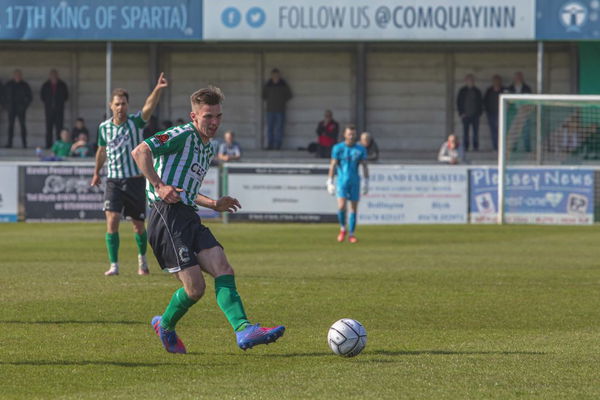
[
  {"x1": 156, "y1": 134, "x2": 170, "y2": 144},
  {"x1": 107, "y1": 132, "x2": 129, "y2": 149},
  {"x1": 190, "y1": 163, "x2": 207, "y2": 182}
]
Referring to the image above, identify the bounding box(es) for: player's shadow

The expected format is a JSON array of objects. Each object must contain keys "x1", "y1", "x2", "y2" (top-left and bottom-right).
[
  {"x1": 0, "y1": 360, "x2": 182, "y2": 367},
  {"x1": 258, "y1": 351, "x2": 333, "y2": 358},
  {"x1": 0, "y1": 319, "x2": 144, "y2": 325},
  {"x1": 371, "y1": 349, "x2": 546, "y2": 356}
]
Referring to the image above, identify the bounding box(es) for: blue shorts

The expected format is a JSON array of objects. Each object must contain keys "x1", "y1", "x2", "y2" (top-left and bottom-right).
[{"x1": 336, "y1": 179, "x2": 360, "y2": 201}]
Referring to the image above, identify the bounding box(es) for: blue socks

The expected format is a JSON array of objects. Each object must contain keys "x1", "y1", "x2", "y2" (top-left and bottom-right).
[
  {"x1": 337, "y1": 209, "x2": 346, "y2": 230},
  {"x1": 349, "y1": 213, "x2": 357, "y2": 234}
]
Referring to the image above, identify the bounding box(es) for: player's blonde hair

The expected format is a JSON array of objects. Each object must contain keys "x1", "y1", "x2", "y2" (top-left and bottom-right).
[{"x1": 190, "y1": 86, "x2": 225, "y2": 108}]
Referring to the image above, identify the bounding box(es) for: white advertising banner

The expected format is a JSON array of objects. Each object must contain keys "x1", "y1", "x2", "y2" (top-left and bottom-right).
[
  {"x1": 204, "y1": 0, "x2": 535, "y2": 41},
  {"x1": 358, "y1": 165, "x2": 469, "y2": 224},
  {"x1": 0, "y1": 164, "x2": 18, "y2": 222},
  {"x1": 226, "y1": 163, "x2": 336, "y2": 222}
]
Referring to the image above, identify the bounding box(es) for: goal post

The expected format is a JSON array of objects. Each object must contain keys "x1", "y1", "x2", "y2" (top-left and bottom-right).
[{"x1": 498, "y1": 94, "x2": 600, "y2": 224}]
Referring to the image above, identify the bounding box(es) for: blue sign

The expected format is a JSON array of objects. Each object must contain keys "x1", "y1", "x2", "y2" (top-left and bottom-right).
[
  {"x1": 470, "y1": 168, "x2": 595, "y2": 224},
  {"x1": 536, "y1": 0, "x2": 600, "y2": 39},
  {"x1": 0, "y1": 0, "x2": 202, "y2": 41}
]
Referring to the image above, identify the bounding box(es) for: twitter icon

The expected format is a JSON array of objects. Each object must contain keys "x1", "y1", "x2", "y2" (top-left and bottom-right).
[{"x1": 246, "y1": 7, "x2": 266, "y2": 28}]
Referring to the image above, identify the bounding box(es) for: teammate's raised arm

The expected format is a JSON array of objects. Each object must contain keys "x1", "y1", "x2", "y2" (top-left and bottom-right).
[
  {"x1": 131, "y1": 142, "x2": 181, "y2": 204},
  {"x1": 141, "y1": 72, "x2": 168, "y2": 122}
]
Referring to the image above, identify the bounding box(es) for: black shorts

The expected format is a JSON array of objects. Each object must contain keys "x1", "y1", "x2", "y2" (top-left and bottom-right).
[
  {"x1": 103, "y1": 177, "x2": 146, "y2": 221},
  {"x1": 147, "y1": 201, "x2": 222, "y2": 273}
]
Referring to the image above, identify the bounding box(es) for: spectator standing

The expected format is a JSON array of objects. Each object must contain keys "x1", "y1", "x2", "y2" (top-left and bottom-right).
[
  {"x1": 360, "y1": 132, "x2": 379, "y2": 162},
  {"x1": 71, "y1": 117, "x2": 89, "y2": 140},
  {"x1": 52, "y1": 128, "x2": 72, "y2": 158},
  {"x1": 4, "y1": 69, "x2": 32, "y2": 148},
  {"x1": 456, "y1": 74, "x2": 483, "y2": 151},
  {"x1": 218, "y1": 130, "x2": 242, "y2": 162},
  {"x1": 438, "y1": 134, "x2": 464, "y2": 164},
  {"x1": 508, "y1": 71, "x2": 532, "y2": 94},
  {"x1": 483, "y1": 75, "x2": 507, "y2": 151},
  {"x1": 262, "y1": 68, "x2": 292, "y2": 150},
  {"x1": 315, "y1": 109, "x2": 339, "y2": 158},
  {"x1": 41, "y1": 69, "x2": 69, "y2": 149},
  {"x1": 508, "y1": 72, "x2": 533, "y2": 152}
]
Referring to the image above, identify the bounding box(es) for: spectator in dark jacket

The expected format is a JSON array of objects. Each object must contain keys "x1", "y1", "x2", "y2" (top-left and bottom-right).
[
  {"x1": 4, "y1": 69, "x2": 32, "y2": 148},
  {"x1": 508, "y1": 71, "x2": 532, "y2": 94},
  {"x1": 41, "y1": 69, "x2": 69, "y2": 149},
  {"x1": 315, "y1": 109, "x2": 339, "y2": 158},
  {"x1": 360, "y1": 132, "x2": 379, "y2": 162},
  {"x1": 456, "y1": 74, "x2": 483, "y2": 151},
  {"x1": 262, "y1": 68, "x2": 292, "y2": 150},
  {"x1": 483, "y1": 75, "x2": 507, "y2": 151}
]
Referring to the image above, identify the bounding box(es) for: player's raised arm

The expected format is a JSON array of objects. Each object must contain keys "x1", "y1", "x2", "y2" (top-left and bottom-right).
[
  {"x1": 141, "y1": 72, "x2": 168, "y2": 122},
  {"x1": 131, "y1": 142, "x2": 181, "y2": 204}
]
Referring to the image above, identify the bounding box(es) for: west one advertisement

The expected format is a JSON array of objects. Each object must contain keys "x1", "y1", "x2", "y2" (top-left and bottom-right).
[{"x1": 470, "y1": 167, "x2": 595, "y2": 225}]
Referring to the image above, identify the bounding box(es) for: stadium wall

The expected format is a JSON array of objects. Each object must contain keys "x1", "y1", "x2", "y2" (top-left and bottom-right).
[
  {"x1": 1, "y1": 161, "x2": 596, "y2": 226},
  {"x1": 0, "y1": 42, "x2": 575, "y2": 152}
]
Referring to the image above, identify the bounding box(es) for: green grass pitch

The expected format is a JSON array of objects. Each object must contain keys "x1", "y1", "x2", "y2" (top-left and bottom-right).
[{"x1": 1, "y1": 222, "x2": 600, "y2": 399}]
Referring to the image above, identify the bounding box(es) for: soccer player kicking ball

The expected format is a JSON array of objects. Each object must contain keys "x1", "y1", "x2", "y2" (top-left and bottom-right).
[
  {"x1": 91, "y1": 73, "x2": 168, "y2": 276},
  {"x1": 326, "y1": 124, "x2": 369, "y2": 243},
  {"x1": 131, "y1": 86, "x2": 285, "y2": 354}
]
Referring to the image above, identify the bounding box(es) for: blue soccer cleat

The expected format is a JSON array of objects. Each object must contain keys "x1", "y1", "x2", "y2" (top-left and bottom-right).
[
  {"x1": 151, "y1": 315, "x2": 187, "y2": 354},
  {"x1": 236, "y1": 323, "x2": 285, "y2": 350}
]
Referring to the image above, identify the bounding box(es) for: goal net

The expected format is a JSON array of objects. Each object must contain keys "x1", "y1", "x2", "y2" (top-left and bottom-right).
[{"x1": 496, "y1": 94, "x2": 600, "y2": 224}]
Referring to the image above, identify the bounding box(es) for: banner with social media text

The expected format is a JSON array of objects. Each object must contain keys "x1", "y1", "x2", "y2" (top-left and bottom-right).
[
  {"x1": 204, "y1": 0, "x2": 535, "y2": 41},
  {"x1": 470, "y1": 167, "x2": 595, "y2": 225}
]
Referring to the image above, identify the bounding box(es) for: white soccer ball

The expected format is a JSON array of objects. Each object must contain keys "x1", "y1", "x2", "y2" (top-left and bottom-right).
[{"x1": 327, "y1": 318, "x2": 367, "y2": 357}]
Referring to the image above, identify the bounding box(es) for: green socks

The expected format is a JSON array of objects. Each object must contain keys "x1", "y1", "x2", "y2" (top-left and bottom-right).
[
  {"x1": 159, "y1": 275, "x2": 249, "y2": 332},
  {"x1": 215, "y1": 275, "x2": 250, "y2": 332},
  {"x1": 105, "y1": 232, "x2": 119, "y2": 263},
  {"x1": 134, "y1": 231, "x2": 147, "y2": 255},
  {"x1": 160, "y1": 287, "x2": 198, "y2": 331}
]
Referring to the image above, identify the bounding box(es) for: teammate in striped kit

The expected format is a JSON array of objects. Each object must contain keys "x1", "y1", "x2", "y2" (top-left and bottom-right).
[
  {"x1": 91, "y1": 73, "x2": 168, "y2": 276},
  {"x1": 131, "y1": 86, "x2": 284, "y2": 354}
]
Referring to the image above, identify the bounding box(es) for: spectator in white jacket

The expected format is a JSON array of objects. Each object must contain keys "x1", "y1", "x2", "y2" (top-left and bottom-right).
[{"x1": 438, "y1": 134, "x2": 464, "y2": 164}]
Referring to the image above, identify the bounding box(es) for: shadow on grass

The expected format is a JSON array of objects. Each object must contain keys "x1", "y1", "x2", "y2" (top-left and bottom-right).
[
  {"x1": 0, "y1": 360, "x2": 182, "y2": 367},
  {"x1": 258, "y1": 351, "x2": 333, "y2": 358},
  {"x1": 256, "y1": 349, "x2": 546, "y2": 359},
  {"x1": 0, "y1": 320, "x2": 144, "y2": 325},
  {"x1": 372, "y1": 349, "x2": 546, "y2": 356}
]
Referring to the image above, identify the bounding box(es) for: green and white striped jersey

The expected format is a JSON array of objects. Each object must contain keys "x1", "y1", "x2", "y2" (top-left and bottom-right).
[
  {"x1": 144, "y1": 123, "x2": 214, "y2": 208},
  {"x1": 97, "y1": 112, "x2": 146, "y2": 179}
]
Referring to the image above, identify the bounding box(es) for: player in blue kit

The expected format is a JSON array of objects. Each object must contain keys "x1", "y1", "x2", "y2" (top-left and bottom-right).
[{"x1": 326, "y1": 124, "x2": 369, "y2": 243}]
